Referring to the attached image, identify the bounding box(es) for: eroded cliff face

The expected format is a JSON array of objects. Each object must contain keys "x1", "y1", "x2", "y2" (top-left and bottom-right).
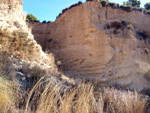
[
  {"x1": 0, "y1": 0, "x2": 61, "y2": 91},
  {"x1": 0, "y1": 0, "x2": 57, "y2": 69},
  {"x1": 30, "y1": 1, "x2": 150, "y2": 91}
]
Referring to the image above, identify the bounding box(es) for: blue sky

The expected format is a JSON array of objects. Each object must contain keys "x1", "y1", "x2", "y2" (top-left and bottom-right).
[{"x1": 23, "y1": 0, "x2": 149, "y2": 22}]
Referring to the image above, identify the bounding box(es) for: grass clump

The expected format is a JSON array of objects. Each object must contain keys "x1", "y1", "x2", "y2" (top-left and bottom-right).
[
  {"x1": 103, "y1": 88, "x2": 147, "y2": 113},
  {"x1": 0, "y1": 76, "x2": 18, "y2": 112},
  {"x1": 25, "y1": 76, "x2": 148, "y2": 113}
]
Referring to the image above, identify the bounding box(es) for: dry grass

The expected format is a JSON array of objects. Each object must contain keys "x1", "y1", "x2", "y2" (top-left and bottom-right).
[
  {"x1": 0, "y1": 74, "x2": 147, "y2": 113},
  {"x1": 0, "y1": 70, "x2": 148, "y2": 113},
  {"x1": 0, "y1": 29, "x2": 148, "y2": 113},
  {"x1": 103, "y1": 88, "x2": 147, "y2": 113},
  {"x1": 24, "y1": 76, "x2": 148, "y2": 113},
  {"x1": 0, "y1": 55, "x2": 18, "y2": 112},
  {"x1": 0, "y1": 29, "x2": 148, "y2": 112},
  {"x1": 0, "y1": 29, "x2": 41, "y2": 61},
  {"x1": 0, "y1": 76, "x2": 18, "y2": 113}
]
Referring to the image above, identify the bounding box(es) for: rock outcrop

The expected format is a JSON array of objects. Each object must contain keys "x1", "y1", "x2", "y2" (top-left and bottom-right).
[
  {"x1": 29, "y1": 1, "x2": 150, "y2": 91},
  {"x1": 0, "y1": 0, "x2": 55, "y2": 66},
  {"x1": 0, "y1": 0, "x2": 61, "y2": 91}
]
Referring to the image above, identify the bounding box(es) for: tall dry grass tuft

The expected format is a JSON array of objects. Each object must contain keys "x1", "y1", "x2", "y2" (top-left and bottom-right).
[
  {"x1": 0, "y1": 76, "x2": 18, "y2": 112},
  {"x1": 25, "y1": 76, "x2": 148, "y2": 113},
  {"x1": 0, "y1": 53, "x2": 19, "y2": 113},
  {"x1": 103, "y1": 88, "x2": 147, "y2": 113}
]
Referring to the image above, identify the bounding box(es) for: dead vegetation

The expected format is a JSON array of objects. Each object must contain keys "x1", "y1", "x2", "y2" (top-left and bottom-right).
[
  {"x1": 24, "y1": 76, "x2": 148, "y2": 113},
  {"x1": 0, "y1": 30, "x2": 42, "y2": 61},
  {"x1": 0, "y1": 2, "x2": 149, "y2": 112},
  {"x1": 0, "y1": 29, "x2": 149, "y2": 113},
  {"x1": 0, "y1": 76, "x2": 18, "y2": 113},
  {"x1": 0, "y1": 72, "x2": 148, "y2": 113},
  {"x1": 0, "y1": 50, "x2": 149, "y2": 113}
]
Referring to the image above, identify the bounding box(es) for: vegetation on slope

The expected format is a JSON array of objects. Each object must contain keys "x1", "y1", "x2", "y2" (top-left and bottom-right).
[
  {"x1": 24, "y1": 76, "x2": 148, "y2": 113},
  {"x1": 123, "y1": 0, "x2": 141, "y2": 7},
  {"x1": 0, "y1": 71, "x2": 148, "y2": 113},
  {"x1": 0, "y1": 48, "x2": 148, "y2": 113},
  {"x1": 0, "y1": 1, "x2": 150, "y2": 113},
  {"x1": 0, "y1": 76, "x2": 18, "y2": 112},
  {"x1": 0, "y1": 30, "x2": 41, "y2": 61}
]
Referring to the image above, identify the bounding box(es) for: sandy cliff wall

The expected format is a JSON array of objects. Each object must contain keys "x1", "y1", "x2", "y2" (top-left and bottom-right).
[
  {"x1": 0, "y1": 0, "x2": 57, "y2": 71},
  {"x1": 30, "y1": 1, "x2": 150, "y2": 91},
  {"x1": 28, "y1": 23, "x2": 50, "y2": 51},
  {"x1": 0, "y1": 0, "x2": 26, "y2": 31},
  {"x1": 0, "y1": 0, "x2": 61, "y2": 90}
]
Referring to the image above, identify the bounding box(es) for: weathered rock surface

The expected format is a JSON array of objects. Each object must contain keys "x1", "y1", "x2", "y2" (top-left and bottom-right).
[
  {"x1": 0, "y1": 0, "x2": 60, "y2": 91},
  {"x1": 0, "y1": 0, "x2": 58, "y2": 71},
  {"x1": 29, "y1": 1, "x2": 150, "y2": 91}
]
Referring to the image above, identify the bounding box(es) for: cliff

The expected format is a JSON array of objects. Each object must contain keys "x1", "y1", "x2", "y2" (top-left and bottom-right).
[
  {"x1": 29, "y1": 1, "x2": 150, "y2": 91},
  {"x1": 0, "y1": 0, "x2": 62, "y2": 92},
  {"x1": 0, "y1": 1, "x2": 149, "y2": 112}
]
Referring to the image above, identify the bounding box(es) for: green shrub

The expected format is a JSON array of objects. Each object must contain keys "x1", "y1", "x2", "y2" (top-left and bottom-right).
[
  {"x1": 144, "y1": 3, "x2": 150, "y2": 10},
  {"x1": 123, "y1": 0, "x2": 141, "y2": 7},
  {"x1": 123, "y1": 1, "x2": 131, "y2": 6},
  {"x1": 26, "y1": 14, "x2": 38, "y2": 22}
]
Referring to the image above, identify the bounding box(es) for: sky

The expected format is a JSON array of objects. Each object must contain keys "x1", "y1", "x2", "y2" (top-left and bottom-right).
[{"x1": 23, "y1": 0, "x2": 149, "y2": 22}]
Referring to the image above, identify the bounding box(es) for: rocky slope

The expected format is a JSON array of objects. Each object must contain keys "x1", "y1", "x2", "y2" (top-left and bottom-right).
[
  {"x1": 0, "y1": 0, "x2": 62, "y2": 92},
  {"x1": 29, "y1": 1, "x2": 150, "y2": 91}
]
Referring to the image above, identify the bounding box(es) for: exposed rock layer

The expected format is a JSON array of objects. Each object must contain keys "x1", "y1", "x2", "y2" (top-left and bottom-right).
[
  {"x1": 30, "y1": 1, "x2": 150, "y2": 91},
  {"x1": 0, "y1": 0, "x2": 59, "y2": 91},
  {"x1": 0, "y1": 0, "x2": 57, "y2": 70}
]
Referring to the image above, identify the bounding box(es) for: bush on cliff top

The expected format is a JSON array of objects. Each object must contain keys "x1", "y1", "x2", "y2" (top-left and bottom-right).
[
  {"x1": 145, "y1": 3, "x2": 150, "y2": 10},
  {"x1": 123, "y1": 0, "x2": 141, "y2": 7},
  {"x1": 26, "y1": 14, "x2": 38, "y2": 22}
]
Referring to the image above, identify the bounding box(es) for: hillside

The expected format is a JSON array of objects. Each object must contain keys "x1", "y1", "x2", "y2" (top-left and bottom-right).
[
  {"x1": 0, "y1": 0, "x2": 150, "y2": 113},
  {"x1": 29, "y1": 1, "x2": 150, "y2": 91}
]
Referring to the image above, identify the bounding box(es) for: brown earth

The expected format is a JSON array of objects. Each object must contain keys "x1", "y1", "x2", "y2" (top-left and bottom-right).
[{"x1": 29, "y1": 1, "x2": 150, "y2": 91}]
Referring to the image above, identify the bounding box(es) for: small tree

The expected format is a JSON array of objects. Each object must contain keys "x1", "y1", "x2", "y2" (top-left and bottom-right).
[
  {"x1": 26, "y1": 14, "x2": 38, "y2": 22},
  {"x1": 123, "y1": 0, "x2": 141, "y2": 7},
  {"x1": 123, "y1": 1, "x2": 131, "y2": 6},
  {"x1": 144, "y1": 2, "x2": 150, "y2": 10}
]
